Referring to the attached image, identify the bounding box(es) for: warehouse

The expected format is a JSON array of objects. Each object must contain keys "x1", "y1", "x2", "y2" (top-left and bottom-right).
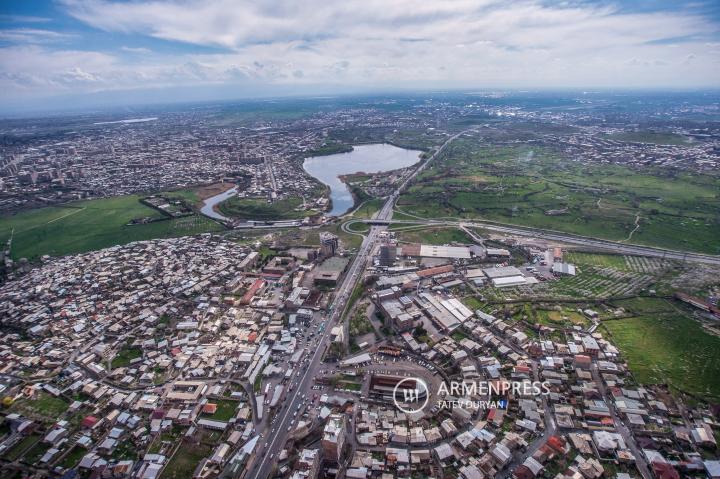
[
  {"x1": 552, "y1": 262, "x2": 577, "y2": 276},
  {"x1": 401, "y1": 243, "x2": 472, "y2": 259},
  {"x1": 491, "y1": 276, "x2": 530, "y2": 288},
  {"x1": 483, "y1": 266, "x2": 523, "y2": 279}
]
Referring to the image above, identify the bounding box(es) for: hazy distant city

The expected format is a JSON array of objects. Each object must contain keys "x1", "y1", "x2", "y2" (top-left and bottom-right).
[{"x1": 1, "y1": 1, "x2": 720, "y2": 479}]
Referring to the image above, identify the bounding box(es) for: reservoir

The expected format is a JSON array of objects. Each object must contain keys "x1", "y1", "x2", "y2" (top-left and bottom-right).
[{"x1": 303, "y1": 143, "x2": 422, "y2": 216}]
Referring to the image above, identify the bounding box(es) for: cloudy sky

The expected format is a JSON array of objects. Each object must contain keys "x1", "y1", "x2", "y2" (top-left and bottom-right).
[{"x1": 1, "y1": 0, "x2": 719, "y2": 111}]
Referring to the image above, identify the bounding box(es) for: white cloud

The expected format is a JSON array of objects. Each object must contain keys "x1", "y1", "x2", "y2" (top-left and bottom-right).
[
  {"x1": 0, "y1": 15, "x2": 52, "y2": 23},
  {"x1": 1, "y1": 0, "x2": 718, "y2": 100},
  {"x1": 120, "y1": 46, "x2": 153, "y2": 54},
  {"x1": 0, "y1": 28, "x2": 76, "y2": 43}
]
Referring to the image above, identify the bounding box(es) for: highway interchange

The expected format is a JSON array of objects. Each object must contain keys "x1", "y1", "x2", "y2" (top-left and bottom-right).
[
  {"x1": 249, "y1": 132, "x2": 465, "y2": 478},
  {"x1": 247, "y1": 129, "x2": 717, "y2": 478}
]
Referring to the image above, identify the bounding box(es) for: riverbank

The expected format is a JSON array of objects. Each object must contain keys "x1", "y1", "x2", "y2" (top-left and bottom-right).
[{"x1": 303, "y1": 143, "x2": 422, "y2": 216}]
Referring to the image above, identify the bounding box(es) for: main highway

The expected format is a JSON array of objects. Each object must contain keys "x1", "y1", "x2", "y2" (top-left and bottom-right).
[
  {"x1": 345, "y1": 217, "x2": 720, "y2": 266},
  {"x1": 250, "y1": 132, "x2": 466, "y2": 478}
]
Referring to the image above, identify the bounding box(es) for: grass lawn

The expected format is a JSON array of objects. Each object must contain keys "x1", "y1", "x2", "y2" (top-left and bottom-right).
[
  {"x1": 23, "y1": 441, "x2": 51, "y2": 464},
  {"x1": 338, "y1": 381, "x2": 362, "y2": 391},
  {"x1": 111, "y1": 346, "x2": 143, "y2": 369},
  {"x1": 535, "y1": 308, "x2": 588, "y2": 327},
  {"x1": 160, "y1": 442, "x2": 212, "y2": 478},
  {"x1": 603, "y1": 131, "x2": 690, "y2": 145},
  {"x1": 2, "y1": 434, "x2": 40, "y2": 461},
  {"x1": 218, "y1": 196, "x2": 313, "y2": 221},
  {"x1": 451, "y1": 331, "x2": 469, "y2": 341},
  {"x1": 202, "y1": 399, "x2": 239, "y2": 422},
  {"x1": 346, "y1": 221, "x2": 370, "y2": 233},
  {"x1": 397, "y1": 140, "x2": 720, "y2": 254},
  {"x1": 565, "y1": 252, "x2": 629, "y2": 271},
  {"x1": 269, "y1": 223, "x2": 363, "y2": 251},
  {"x1": 610, "y1": 297, "x2": 676, "y2": 315},
  {"x1": 10, "y1": 392, "x2": 69, "y2": 420},
  {"x1": 395, "y1": 226, "x2": 472, "y2": 245},
  {"x1": 603, "y1": 312, "x2": 720, "y2": 400},
  {"x1": 349, "y1": 306, "x2": 373, "y2": 337},
  {"x1": 462, "y1": 296, "x2": 484, "y2": 311},
  {"x1": 58, "y1": 446, "x2": 86, "y2": 469},
  {"x1": 352, "y1": 198, "x2": 385, "y2": 219},
  {"x1": 0, "y1": 194, "x2": 223, "y2": 260}
]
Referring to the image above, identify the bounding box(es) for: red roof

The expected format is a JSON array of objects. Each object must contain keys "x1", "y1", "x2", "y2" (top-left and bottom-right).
[
  {"x1": 81, "y1": 416, "x2": 99, "y2": 428},
  {"x1": 652, "y1": 461, "x2": 680, "y2": 479},
  {"x1": 240, "y1": 279, "x2": 265, "y2": 305},
  {"x1": 202, "y1": 403, "x2": 217, "y2": 414},
  {"x1": 417, "y1": 264, "x2": 454, "y2": 278},
  {"x1": 547, "y1": 435, "x2": 566, "y2": 453}
]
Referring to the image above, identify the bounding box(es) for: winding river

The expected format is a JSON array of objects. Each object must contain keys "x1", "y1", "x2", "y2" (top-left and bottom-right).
[
  {"x1": 200, "y1": 186, "x2": 238, "y2": 221},
  {"x1": 303, "y1": 143, "x2": 422, "y2": 216}
]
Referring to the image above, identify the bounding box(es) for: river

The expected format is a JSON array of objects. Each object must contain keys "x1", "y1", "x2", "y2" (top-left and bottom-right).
[
  {"x1": 200, "y1": 186, "x2": 238, "y2": 221},
  {"x1": 303, "y1": 143, "x2": 422, "y2": 216}
]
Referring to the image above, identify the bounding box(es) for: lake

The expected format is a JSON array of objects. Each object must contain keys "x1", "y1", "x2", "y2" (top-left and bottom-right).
[{"x1": 303, "y1": 143, "x2": 422, "y2": 216}]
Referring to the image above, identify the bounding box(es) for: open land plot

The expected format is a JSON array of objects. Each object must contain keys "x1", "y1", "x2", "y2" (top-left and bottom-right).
[
  {"x1": 508, "y1": 303, "x2": 590, "y2": 329},
  {"x1": 58, "y1": 446, "x2": 86, "y2": 469},
  {"x1": 602, "y1": 131, "x2": 690, "y2": 145},
  {"x1": 270, "y1": 223, "x2": 363, "y2": 250},
  {"x1": 487, "y1": 265, "x2": 654, "y2": 302},
  {"x1": 395, "y1": 226, "x2": 473, "y2": 245},
  {"x1": 351, "y1": 198, "x2": 385, "y2": 219},
  {"x1": 397, "y1": 138, "x2": 720, "y2": 254},
  {"x1": 0, "y1": 194, "x2": 223, "y2": 260},
  {"x1": 201, "y1": 399, "x2": 240, "y2": 422},
  {"x1": 346, "y1": 221, "x2": 370, "y2": 233},
  {"x1": 22, "y1": 441, "x2": 51, "y2": 464},
  {"x1": 603, "y1": 312, "x2": 720, "y2": 400},
  {"x1": 565, "y1": 252, "x2": 630, "y2": 270},
  {"x1": 1, "y1": 434, "x2": 40, "y2": 462},
  {"x1": 111, "y1": 346, "x2": 143, "y2": 369},
  {"x1": 10, "y1": 392, "x2": 69, "y2": 421},
  {"x1": 218, "y1": 196, "x2": 315, "y2": 221},
  {"x1": 160, "y1": 441, "x2": 212, "y2": 479},
  {"x1": 609, "y1": 297, "x2": 679, "y2": 315}
]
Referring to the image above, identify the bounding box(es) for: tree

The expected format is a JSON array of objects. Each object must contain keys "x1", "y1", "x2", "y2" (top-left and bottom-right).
[{"x1": 413, "y1": 325, "x2": 428, "y2": 338}]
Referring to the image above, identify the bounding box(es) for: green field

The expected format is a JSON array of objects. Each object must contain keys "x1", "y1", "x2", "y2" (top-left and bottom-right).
[
  {"x1": 397, "y1": 139, "x2": 720, "y2": 254},
  {"x1": 1, "y1": 434, "x2": 40, "y2": 461},
  {"x1": 201, "y1": 399, "x2": 239, "y2": 422},
  {"x1": 10, "y1": 392, "x2": 69, "y2": 421},
  {"x1": 218, "y1": 196, "x2": 314, "y2": 221},
  {"x1": 268, "y1": 223, "x2": 363, "y2": 250},
  {"x1": 0, "y1": 194, "x2": 223, "y2": 260},
  {"x1": 58, "y1": 446, "x2": 86, "y2": 469},
  {"x1": 160, "y1": 442, "x2": 212, "y2": 478},
  {"x1": 603, "y1": 308, "x2": 720, "y2": 400},
  {"x1": 395, "y1": 226, "x2": 472, "y2": 245},
  {"x1": 565, "y1": 252, "x2": 630, "y2": 270},
  {"x1": 111, "y1": 346, "x2": 143, "y2": 369},
  {"x1": 352, "y1": 198, "x2": 385, "y2": 219},
  {"x1": 603, "y1": 131, "x2": 690, "y2": 145}
]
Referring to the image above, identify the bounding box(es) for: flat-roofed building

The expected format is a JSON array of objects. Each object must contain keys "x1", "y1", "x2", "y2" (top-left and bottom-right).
[{"x1": 322, "y1": 414, "x2": 346, "y2": 464}]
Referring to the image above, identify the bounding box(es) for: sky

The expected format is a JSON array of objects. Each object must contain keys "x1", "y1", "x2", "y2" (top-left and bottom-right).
[{"x1": 1, "y1": 0, "x2": 719, "y2": 112}]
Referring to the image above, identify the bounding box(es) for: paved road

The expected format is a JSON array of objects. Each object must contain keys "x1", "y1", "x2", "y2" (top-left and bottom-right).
[
  {"x1": 250, "y1": 131, "x2": 466, "y2": 479},
  {"x1": 348, "y1": 218, "x2": 720, "y2": 266}
]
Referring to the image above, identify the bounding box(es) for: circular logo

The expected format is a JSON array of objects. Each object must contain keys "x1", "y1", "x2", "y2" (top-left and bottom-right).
[{"x1": 392, "y1": 377, "x2": 430, "y2": 414}]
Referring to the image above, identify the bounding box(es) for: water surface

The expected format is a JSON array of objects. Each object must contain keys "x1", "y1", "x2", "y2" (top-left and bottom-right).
[
  {"x1": 303, "y1": 143, "x2": 421, "y2": 215},
  {"x1": 200, "y1": 187, "x2": 237, "y2": 221}
]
